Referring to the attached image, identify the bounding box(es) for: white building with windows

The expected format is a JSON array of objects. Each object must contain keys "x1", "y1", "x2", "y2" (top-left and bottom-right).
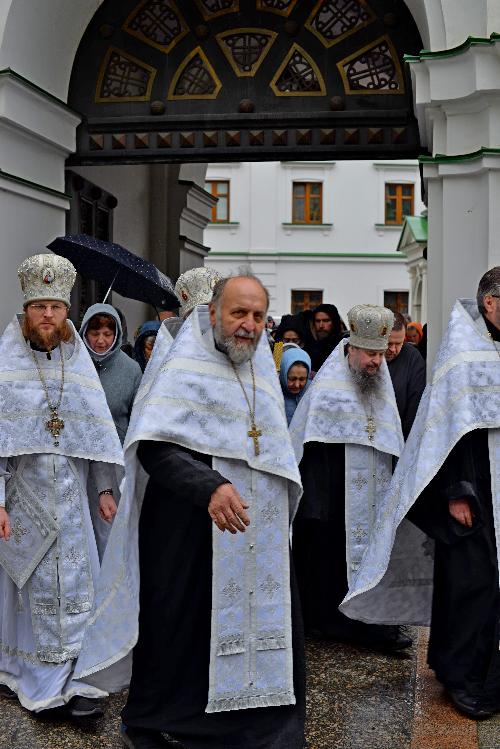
[{"x1": 204, "y1": 160, "x2": 426, "y2": 322}]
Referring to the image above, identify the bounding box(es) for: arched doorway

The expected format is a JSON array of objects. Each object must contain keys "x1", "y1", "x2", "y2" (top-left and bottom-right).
[{"x1": 68, "y1": 0, "x2": 424, "y2": 165}]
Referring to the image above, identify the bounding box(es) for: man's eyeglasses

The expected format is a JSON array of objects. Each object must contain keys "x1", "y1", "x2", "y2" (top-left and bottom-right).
[{"x1": 28, "y1": 303, "x2": 66, "y2": 313}]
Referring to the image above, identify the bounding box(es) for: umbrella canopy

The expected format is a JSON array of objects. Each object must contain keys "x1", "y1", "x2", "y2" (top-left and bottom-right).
[{"x1": 47, "y1": 234, "x2": 178, "y2": 310}]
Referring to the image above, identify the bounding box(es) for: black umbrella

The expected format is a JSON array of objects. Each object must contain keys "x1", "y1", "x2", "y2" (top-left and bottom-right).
[{"x1": 47, "y1": 234, "x2": 178, "y2": 309}]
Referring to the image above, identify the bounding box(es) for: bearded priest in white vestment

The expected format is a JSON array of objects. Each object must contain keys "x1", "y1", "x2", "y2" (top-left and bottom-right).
[
  {"x1": 0, "y1": 254, "x2": 126, "y2": 718},
  {"x1": 120, "y1": 275, "x2": 305, "y2": 749},
  {"x1": 290, "y1": 304, "x2": 425, "y2": 653},
  {"x1": 341, "y1": 268, "x2": 500, "y2": 719}
]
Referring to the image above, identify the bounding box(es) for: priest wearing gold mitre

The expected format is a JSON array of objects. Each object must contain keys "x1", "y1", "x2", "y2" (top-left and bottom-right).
[
  {"x1": 119, "y1": 274, "x2": 305, "y2": 749},
  {"x1": 290, "y1": 304, "x2": 426, "y2": 653},
  {"x1": 0, "y1": 254, "x2": 126, "y2": 718}
]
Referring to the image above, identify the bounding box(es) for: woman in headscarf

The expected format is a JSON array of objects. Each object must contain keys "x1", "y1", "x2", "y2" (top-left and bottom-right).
[
  {"x1": 274, "y1": 314, "x2": 305, "y2": 347},
  {"x1": 80, "y1": 304, "x2": 143, "y2": 443},
  {"x1": 406, "y1": 321, "x2": 424, "y2": 345},
  {"x1": 79, "y1": 303, "x2": 142, "y2": 558},
  {"x1": 134, "y1": 320, "x2": 161, "y2": 372},
  {"x1": 279, "y1": 347, "x2": 312, "y2": 426}
]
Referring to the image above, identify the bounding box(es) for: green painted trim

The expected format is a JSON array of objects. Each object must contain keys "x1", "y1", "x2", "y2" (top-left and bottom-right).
[
  {"x1": 207, "y1": 251, "x2": 407, "y2": 259},
  {"x1": 405, "y1": 216, "x2": 428, "y2": 242},
  {"x1": 420, "y1": 148, "x2": 500, "y2": 165},
  {"x1": 404, "y1": 33, "x2": 500, "y2": 63},
  {"x1": 0, "y1": 169, "x2": 70, "y2": 201},
  {"x1": 282, "y1": 222, "x2": 333, "y2": 227},
  {"x1": 0, "y1": 68, "x2": 78, "y2": 115},
  {"x1": 280, "y1": 161, "x2": 336, "y2": 166},
  {"x1": 208, "y1": 221, "x2": 240, "y2": 225}
]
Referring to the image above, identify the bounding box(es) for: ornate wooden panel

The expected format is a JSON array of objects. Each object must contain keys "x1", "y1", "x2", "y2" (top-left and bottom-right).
[{"x1": 68, "y1": 0, "x2": 424, "y2": 164}]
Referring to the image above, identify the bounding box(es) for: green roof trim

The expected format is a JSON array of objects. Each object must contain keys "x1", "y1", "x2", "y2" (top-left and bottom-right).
[
  {"x1": 405, "y1": 216, "x2": 428, "y2": 242},
  {"x1": 404, "y1": 33, "x2": 500, "y2": 63},
  {"x1": 396, "y1": 215, "x2": 427, "y2": 252},
  {"x1": 0, "y1": 168, "x2": 70, "y2": 201},
  {"x1": 207, "y1": 251, "x2": 407, "y2": 259},
  {"x1": 420, "y1": 148, "x2": 500, "y2": 165},
  {"x1": 0, "y1": 68, "x2": 79, "y2": 115}
]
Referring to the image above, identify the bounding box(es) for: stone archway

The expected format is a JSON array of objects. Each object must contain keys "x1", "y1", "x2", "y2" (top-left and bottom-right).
[{"x1": 67, "y1": 0, "x2": 425, "y2": 165}]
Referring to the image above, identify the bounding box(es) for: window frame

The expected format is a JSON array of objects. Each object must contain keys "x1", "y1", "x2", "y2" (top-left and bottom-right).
[
  {"x1": 291, "y1": 289, "x2": 323, "y2": 314},
  {"x1": 205, "y1": 179, "x2": 231, "y2": 223},
  {"x1": 292, "y1": 181, "x2": 323, "y2": 225},
  {"x1": 384, "y1": 182, "x2": 414, "y2": 225}
]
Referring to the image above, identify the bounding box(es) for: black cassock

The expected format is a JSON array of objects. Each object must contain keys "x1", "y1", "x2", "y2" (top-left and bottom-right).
[
  {"x1": 387, "y1": 342, "x2": 426, "y2": 439},
  {"x1": 122, "y1": 440, "x2": 305, "y2": 749},
  {"x1": 408, "y1": 428, "x2": 500, "y2": 707},
  {"x1": 293, "y1": 442, "x2": 396, "y2": 644}
]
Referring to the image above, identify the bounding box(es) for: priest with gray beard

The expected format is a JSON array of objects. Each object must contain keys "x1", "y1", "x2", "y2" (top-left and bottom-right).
[
  {"x1": 120, "y1": 274, "x2": 305, "y2": 749},
  {"x1": 290, "y1": 304, "x2": 415, "y2": 653}
]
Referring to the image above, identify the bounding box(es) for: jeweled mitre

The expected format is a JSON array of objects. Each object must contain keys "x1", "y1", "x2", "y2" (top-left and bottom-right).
[
  {"x1": 347, "y1": 304, "x2": 394, "y2": 351},
  {"x1": 17, "y1": 253, "x2": 76, "y2": 307},
  {"x1": 174, "y1": 267, "x2": 222, "y2": 318}
]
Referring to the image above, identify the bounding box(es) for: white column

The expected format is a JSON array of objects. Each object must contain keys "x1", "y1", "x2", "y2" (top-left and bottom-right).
[
  {"x1": 408, "y1": 35, "x2": 500, "y2": 363},
  {"x1": 0, "y1": 70, "x2": 80, "y2": 329}
]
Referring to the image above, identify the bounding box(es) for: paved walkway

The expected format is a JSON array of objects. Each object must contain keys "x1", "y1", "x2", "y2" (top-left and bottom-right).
[{"x1": 1, "y1": 629, "x2": 500, "y2": 749}]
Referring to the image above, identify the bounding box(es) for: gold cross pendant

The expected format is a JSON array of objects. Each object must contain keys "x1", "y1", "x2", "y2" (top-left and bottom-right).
[
  {"x1": 248, "y1": 422, "x2": 262, "y2": 456},
  {"x1": 46, "y1": 409, "x2": 65, "y2": 447},
  {"x1": 365, "y1": 415, "x2": 376, "y2": 442}
]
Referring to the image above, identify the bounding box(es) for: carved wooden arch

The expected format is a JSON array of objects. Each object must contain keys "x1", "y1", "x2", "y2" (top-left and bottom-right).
[{"x1": 68, "y1": 0, "x2": 424, "y2": 165}]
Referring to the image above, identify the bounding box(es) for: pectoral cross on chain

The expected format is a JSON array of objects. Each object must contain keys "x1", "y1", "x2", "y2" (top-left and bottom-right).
[
  {"x1": 248, "y1": 422, "x2": 262, "y2": 456},
  {"x1": 365, "y1": 415, "x2": 376, "y2": 442},
  {"x1": 46, "y1": 409, "x2": 65, "y2": 447}
]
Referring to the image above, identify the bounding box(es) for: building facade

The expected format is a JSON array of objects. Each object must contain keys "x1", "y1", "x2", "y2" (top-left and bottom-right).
[{"x1": 204, "y1": 160, "x2": 425, "y2": 322}]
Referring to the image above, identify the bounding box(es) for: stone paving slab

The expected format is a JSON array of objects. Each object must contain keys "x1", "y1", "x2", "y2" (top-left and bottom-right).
[
  {"x1": 305, "y1": 633, "x2": 416, "y2": 749},
  {"x1": 410, "y1": 630, "x2": 478, "y2": 749},
  {"x1": 3, "y1": 630, "x2": 500, "y2": 749}
]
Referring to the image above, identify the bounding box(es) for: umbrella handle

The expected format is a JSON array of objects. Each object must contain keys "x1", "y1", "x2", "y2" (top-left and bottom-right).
[{"x1": 102, "y1": 269, "x2": 120, "y2": 304}]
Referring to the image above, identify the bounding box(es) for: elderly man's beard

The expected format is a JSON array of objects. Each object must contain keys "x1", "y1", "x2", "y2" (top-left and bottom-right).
[
  {"x1": 22, "y1": 316, "x2": 72, "y2": 351},
  {"x1": 349, "y1": 363, "x2": 383, "y2": 394},
  {"x1": 213, "y1": 316, "x2": 260, "y2": 365}
]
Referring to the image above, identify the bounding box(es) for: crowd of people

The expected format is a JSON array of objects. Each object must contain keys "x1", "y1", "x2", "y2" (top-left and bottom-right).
[{"x1": 0, "y1": 252, "x2": 498, "y2": 749}]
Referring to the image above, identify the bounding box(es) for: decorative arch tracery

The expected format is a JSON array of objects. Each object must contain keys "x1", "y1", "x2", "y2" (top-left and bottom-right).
[{"x1": 68, "y1": 0, "x2": 424, "y2": 164}]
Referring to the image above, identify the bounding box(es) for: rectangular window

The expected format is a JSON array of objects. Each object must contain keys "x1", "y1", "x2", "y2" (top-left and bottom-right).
[
  {"x1": 384, "y1": 183, "x2": 414, "y2": 225},
  {"x1": 205, "y1": 180, "x2": 230, "y2": 223},
  {"x1": 291, "y1": 290, "x2": 323, "y2": 314},
  {"x1": 292, "y1": 182, "x2": 323, "y2": 224},
  {"x1": 384, "y1": 291, "x2": 409, "y2": 316}
]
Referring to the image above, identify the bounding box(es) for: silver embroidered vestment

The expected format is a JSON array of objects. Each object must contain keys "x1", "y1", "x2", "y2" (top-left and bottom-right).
[
  {"x1": 112, "y1": 306, "x2": 302, "y2": 713},
  {"x1": 289, "y1": 339, "x2": 427, "y2": 612},
  {"x1": 0, "y1": 316, "x2": 125, "y2": 712},
  {"x1": 340, "y1": 299, "x2": 500, "y2": 625}
]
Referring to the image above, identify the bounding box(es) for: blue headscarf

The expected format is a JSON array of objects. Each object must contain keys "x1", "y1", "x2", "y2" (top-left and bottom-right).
[
  {"x1": 279, "y1": 347, "x2": 311, "y2": 425},
  {"x1": 134, "y1": 320, "x2": 161, "y2": 372}
]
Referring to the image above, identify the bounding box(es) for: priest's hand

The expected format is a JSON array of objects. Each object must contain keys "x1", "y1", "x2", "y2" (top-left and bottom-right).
[
  {"x1": 448, "y1": 498, "x2": 474, "y2": 527},
  {"x1": 209, "y1": 484, "x2": 250, "y2": 534},
  {"x1": 0, "y1": 508, "x2": 11, "y2": 540},
  {"x1": 99, "y1": 493, "x2": 117, "y2": 523}
]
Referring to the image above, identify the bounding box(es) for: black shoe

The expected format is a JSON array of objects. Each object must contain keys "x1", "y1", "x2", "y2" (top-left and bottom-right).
[
  {"x1": 67, "y1": 696, "x2": 104, "y2": 718},
  {"x1": 449, "y1": 689, "x2": 494, "y2": 719},
  {"x1": 332, "y1": 626, "x2": 412, "y2": 653},
  {"x1": 120, "y1": 724, "x2": 183, "y2": 749},
  {"x1": 0, "y1": 684, "x2": 16, "y2": 699}
]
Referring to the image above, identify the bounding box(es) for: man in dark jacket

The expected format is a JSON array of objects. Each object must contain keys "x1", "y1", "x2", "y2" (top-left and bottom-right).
[
  {"x1": 385, "y1": 312, "x2": 426, "y2": 439},
  {"x1": 303, "y1": 303, "x2": 342, "y2": 373}
]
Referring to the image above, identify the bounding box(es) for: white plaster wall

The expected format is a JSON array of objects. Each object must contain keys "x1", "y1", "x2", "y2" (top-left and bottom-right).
[
  {"x1": 0, "y1": 1, "x2": 105, "y2": 100},
  {"x1": 0, "y1": 189, "x2": 66, "y2": 329},
  {"x1": 206, "y1": 255, "x2": 409, "y2": 322}
]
